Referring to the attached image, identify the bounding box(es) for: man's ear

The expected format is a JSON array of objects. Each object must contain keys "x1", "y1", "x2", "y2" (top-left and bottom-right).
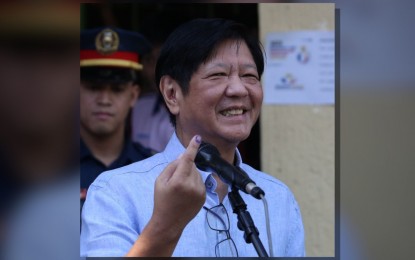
[{"x1": 159, "y1": 75, "x2": 182, "y2": 116}]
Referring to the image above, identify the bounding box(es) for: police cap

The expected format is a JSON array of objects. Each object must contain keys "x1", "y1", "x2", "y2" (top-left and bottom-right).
[{"x1": 80, "y1": 27, "x2": 151, "y2": 83}]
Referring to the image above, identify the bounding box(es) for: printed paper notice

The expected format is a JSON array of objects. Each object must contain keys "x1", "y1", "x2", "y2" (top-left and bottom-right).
[{"x1": 263, "y1": 31, "x2": 335, "y2": 105}]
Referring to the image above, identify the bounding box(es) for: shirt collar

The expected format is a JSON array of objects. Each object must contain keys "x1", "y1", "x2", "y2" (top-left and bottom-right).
[
  {"x1": 80, "y1": 139, "x2": 91, "y2": 160},
  {"x1": 80, "y1": 137, "x2": 139, "y2": 164},
  {"x1": 122, "y1": 138, "x2": 141, "y2": 163},
  {"x1": 234, "y1": 148, "x2": 243, "y2": 167}
]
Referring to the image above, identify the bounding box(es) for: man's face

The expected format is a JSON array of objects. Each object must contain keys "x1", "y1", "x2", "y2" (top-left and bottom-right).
[
  {"x1": 80, "y1": 80, "x2": 138, "y2": 137},
  {"x1": 176, "y1": 40, "x2": 263, "y2": 147}
]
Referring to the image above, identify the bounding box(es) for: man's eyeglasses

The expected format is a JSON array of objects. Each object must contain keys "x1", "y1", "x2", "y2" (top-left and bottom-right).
[{"x1": 203, "y1": 203, "x2": 239, "y2": 257}]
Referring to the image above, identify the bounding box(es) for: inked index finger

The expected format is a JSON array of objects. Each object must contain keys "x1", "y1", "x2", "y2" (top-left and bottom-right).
[{"x1": 180, "y1": 135, "x2": 202, "y2": 163}]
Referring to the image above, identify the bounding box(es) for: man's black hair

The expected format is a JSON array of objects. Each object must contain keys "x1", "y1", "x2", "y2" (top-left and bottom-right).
[
  {"x1": 155, "y1": 18, "x2": 265, "y2": 127},
  {"x1": 80, "y1": 67, "x2": 139, "y2": 84}
]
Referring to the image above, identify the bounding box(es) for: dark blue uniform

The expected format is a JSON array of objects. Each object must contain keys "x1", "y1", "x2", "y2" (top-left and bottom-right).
[{"x1": 80, "y1": 138, "x2": 153, "y2": 197}]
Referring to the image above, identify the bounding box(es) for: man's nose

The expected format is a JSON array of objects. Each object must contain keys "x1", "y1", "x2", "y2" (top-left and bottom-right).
[
  {"x1": 225, "y1": 76, "x2": 249, "y2": 97},
  {"x1": 96, "y1": 88, "x2": 113, "y2": 105}
]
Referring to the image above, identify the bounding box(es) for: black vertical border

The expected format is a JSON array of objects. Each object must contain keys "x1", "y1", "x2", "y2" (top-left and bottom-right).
[{"x1": 335, "y1": 7, "x2": 341, "y2": 260}]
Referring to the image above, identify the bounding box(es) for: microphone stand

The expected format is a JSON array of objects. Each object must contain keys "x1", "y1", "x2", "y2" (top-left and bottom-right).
[{"x1": 228, "y1": 187, "x2": 269, "y2": 257}]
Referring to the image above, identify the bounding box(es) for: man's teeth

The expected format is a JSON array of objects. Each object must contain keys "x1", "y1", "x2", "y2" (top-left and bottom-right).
[{"x1": 221, "y1": 109, "x2": 244, "y2": 117}]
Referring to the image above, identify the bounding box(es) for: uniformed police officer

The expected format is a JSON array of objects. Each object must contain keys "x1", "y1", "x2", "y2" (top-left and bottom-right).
[{"x1": 80, "y1": 27, "x2": 154, "y2": 207}]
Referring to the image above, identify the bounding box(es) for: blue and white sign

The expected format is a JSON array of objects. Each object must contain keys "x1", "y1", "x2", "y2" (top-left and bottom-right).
[{"x1": 263, "y1": 31, "x2": 335, "y2": 105}]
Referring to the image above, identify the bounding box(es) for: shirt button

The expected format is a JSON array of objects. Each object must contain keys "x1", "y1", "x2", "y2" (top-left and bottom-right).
[{"x1": 206, "y1": 181, "x2": 213, "y2": 188}]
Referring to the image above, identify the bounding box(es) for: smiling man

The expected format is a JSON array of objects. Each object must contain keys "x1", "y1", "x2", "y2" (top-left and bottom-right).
[
  {"x1": 81, "y1": 19, "x2": 305, "y2": 257},
  {"x1": 80, "y1": 27, "x2": 154, "y2": 208}
]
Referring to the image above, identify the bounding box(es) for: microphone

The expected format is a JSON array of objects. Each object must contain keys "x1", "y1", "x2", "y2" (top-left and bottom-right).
[{"x1": 195, "y1": 141, "x2": 265, "y2": 199}]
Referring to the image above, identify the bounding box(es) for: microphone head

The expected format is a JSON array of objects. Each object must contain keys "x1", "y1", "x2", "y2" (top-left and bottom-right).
[
  {"x1": 194, "y1": 141, "x2": 265, "y2": 199},
  {"x1": 198, "y1": 141, "x2": 220, "y2": 155},
  {"x1": 195, "y1": 141, "x2": 220, "y2": 171}
]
